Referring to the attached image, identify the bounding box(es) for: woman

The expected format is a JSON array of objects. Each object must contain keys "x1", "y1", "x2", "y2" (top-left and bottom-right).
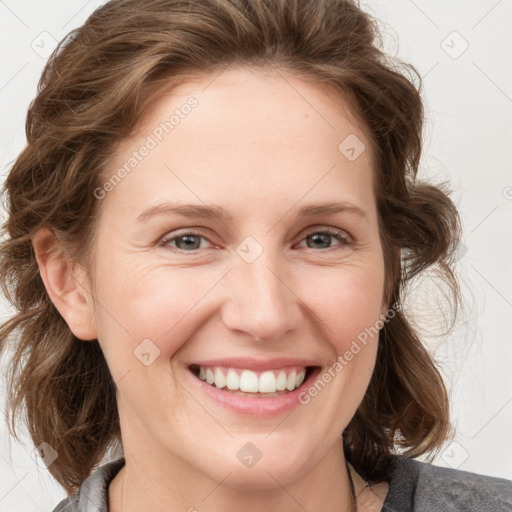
[{"x1": 1, "y1": 0, "x2": 511, "y2": 511}]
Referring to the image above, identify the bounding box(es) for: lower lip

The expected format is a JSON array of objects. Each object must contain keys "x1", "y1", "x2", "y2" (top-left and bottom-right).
[{"x1": 187, "y1": 367, "x2": 322, "y2": 417}]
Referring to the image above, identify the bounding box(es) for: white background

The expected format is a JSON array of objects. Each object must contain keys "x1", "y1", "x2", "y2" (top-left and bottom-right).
[{"x1": 1, "y1": 1, "x2": 511, "y2": 511}]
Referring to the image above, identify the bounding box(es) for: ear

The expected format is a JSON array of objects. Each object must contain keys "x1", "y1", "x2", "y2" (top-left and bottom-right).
[{"x1": 32, "y1": 227, "x2": 98, "y2": 341}]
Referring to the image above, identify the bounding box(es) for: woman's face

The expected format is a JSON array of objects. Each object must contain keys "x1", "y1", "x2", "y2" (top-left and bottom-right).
[{"x1": 86, "y1": 66, "x2": 387, "y2": 488}]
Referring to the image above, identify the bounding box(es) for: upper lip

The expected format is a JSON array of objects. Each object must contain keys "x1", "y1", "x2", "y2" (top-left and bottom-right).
[{"x1": 188, "y1": 357, "x2": 321, "y2": 372}]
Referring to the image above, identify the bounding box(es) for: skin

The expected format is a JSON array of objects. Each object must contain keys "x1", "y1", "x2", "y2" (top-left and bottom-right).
[{"x1": 34, "y1": 65, "x2": 390, "y2": 511}]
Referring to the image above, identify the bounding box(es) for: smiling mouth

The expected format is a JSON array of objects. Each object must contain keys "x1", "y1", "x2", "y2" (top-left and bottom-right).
[{"x1": 188, "y1": 364, "x2": 318, "y2": 397}]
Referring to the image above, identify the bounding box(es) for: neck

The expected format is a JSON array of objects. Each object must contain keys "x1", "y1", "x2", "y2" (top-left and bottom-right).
[{"x1": 110, "y1": 438, "x2": 357, "y2": 512}]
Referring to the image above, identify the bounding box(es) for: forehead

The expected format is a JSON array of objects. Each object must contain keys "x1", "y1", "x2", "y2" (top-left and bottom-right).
[
  {"x1": 101, "y1": 66, "x2": 377, "y2": 221},
  {"x1": 137, "y1": 66, "x2": 371, "y2": 154}
]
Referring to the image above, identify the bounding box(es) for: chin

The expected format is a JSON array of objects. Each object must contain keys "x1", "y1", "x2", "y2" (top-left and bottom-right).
[
  {"x1": 210, "y1": 463, "x2": 301, "y2": 491},
  {"x1": 195, "y1": 445, "x2": 313, "y2": 491}
]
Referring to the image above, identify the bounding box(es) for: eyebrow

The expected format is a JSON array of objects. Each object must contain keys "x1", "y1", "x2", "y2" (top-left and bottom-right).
[
  {"x1": 298, "y1": 202, "x2": 366, "y2": 219},
  {"x1": 136, "y1": 201, "x2": 367, "y2": 223}
]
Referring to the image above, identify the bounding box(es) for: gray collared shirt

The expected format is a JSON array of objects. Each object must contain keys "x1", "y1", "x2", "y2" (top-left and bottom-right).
[{"x1": 52, "y1": 455, "x2": 512, "y2": 511}]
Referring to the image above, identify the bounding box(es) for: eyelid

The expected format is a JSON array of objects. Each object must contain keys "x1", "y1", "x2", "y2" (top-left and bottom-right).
[
  {"x1": 296, "y1": 225, "x2": 353, "y2": 244},
  {"x1": 157, "y1": 228, "x2": 215, "y2": 249}
]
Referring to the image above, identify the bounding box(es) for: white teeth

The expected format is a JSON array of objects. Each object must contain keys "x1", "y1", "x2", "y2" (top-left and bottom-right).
[
  {"x1": 240, "y1": 370, "x2": 259, "y2": 392},
  {"x1": 195, "y1": 365, "x2": 309, "y2": 393},
  {"x1": 214, "y1": 367, "x2": 226, "y2": 389},
  {"x1": 286, "y1": 370, "x2": 297, "y2": 391},
  {"x1": 258, "y1": 371, "x2": 276, "y2": 393},
  {"x1": 226, "y1": 368, "x2": 239, "y2": 390},
  {"x1": 276, "y1": 371, "x2": 287, "y2": 391}
]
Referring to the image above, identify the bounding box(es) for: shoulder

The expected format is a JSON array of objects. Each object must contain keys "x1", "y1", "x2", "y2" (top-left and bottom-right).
[
  {"x1": 413, "y1": 459, "x2": 512, "y2": 512},
  {"x1": 51, "y1": 457, "x2": 125, "y2": 512},
  {"x1": 382, "y1": 456, "x2": 512, "y2": 512}
]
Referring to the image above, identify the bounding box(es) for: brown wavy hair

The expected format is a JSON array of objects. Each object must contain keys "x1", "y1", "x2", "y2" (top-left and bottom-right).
[{"x1": 0, "y1": 0, "x2": 462, "y2": 494}]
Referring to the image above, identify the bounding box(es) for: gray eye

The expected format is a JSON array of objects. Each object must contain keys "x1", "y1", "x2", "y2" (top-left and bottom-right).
[
  {"x1": 173, "y1": 234, "x2": 203, "y2": 250},
  {"x1": 306, "y1": 233, "x2": 333, "y2": 249}
]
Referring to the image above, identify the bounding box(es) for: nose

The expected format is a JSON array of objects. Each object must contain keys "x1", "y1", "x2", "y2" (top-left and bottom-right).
[{"x1": 220, "y1": 246, "x2": 303, "y2": 343}]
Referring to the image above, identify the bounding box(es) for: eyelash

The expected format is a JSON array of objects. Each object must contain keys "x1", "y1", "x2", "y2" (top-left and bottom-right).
[{"x1": 157, "y1": 228, "x2": 353, "y2": 254}]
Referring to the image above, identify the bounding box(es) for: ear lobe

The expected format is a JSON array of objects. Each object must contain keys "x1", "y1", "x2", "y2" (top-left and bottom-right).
[{"x1": 33, "y1": 227, "x2": 98, "y2": 341}]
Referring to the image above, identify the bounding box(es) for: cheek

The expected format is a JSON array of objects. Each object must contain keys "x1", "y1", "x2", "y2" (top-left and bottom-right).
[
  {"x1": 309, "y1": 263, "x2": 384, "y2": 400},
  {"x1": 309, "y1": 262, "x2": 385, "y2": 346},
  {"x1": 332, "y1": 282, "x2": 383, "y2": 348},
  {"x1": 94, "y1": 260, "x2": 220, "y2": 359},
  {"x1": 91, "y1": 264, "x2": 202, "y2": 416}
]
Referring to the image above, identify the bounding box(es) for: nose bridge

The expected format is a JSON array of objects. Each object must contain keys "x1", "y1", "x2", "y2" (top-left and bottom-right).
[{"x1": 223, "y1": 239, "x2": 300, "y2": 341}]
